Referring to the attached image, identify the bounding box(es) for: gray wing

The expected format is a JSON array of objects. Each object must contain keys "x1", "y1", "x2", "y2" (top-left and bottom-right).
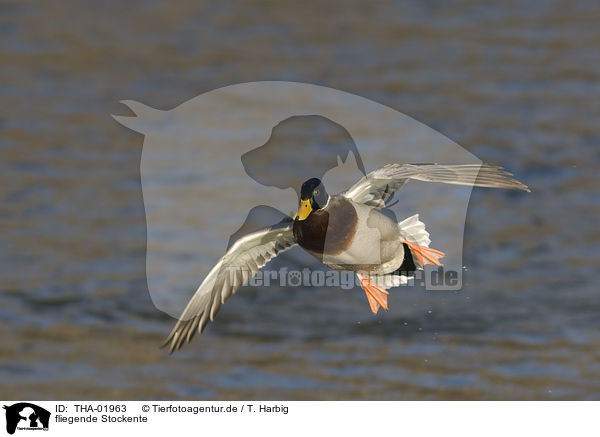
[
  {"x1": 343, "y1": 163, "x2": 530, "y2": 207},
  {"x1": 162, "y1": 219, "x2": 296, "y2": 353}
]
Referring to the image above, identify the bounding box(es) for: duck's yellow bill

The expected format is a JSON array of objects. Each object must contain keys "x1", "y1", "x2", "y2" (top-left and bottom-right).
[{"x1": 294, "y1": 199, "x2": 312, "y2": 221}]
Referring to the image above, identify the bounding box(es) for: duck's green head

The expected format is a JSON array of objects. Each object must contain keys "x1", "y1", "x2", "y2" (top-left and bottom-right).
[{"x1": 295, "y1": 178, "x2": 329, "y2": 221}]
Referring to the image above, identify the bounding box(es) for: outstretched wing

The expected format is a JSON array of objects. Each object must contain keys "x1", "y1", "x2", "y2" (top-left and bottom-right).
[
  {"x1": 343, "y1": 163, "x2": 530, "y2": 207},
  {"x1": 162, "y1": 219, "x2": 296, "y2": 353}
]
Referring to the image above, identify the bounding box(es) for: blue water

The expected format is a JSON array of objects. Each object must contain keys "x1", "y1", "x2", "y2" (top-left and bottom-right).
[{"x1": 1, "y1": 0, "x2": 599, "y2": 400}]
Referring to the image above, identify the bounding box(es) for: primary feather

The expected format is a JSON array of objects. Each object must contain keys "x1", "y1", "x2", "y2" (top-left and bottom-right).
[
  {"x1": 344, "y1": 163, "x2": 530, "y2": 207},
  {"x1": 162, "y1": 219, "x2": 296, "y2": 353}
]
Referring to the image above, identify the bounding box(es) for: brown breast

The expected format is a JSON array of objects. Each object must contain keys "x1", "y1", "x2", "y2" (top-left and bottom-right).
[{"x1": 293, "y1": 196, "x2": 357, "y2": 257}]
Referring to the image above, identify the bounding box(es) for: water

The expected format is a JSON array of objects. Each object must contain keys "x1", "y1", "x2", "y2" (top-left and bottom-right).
[{"x1": 1, "y1": 0, "x2": 599, "y2": 400}]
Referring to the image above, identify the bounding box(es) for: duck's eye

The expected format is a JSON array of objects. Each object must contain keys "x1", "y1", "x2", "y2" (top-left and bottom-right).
[{"x1": 314, "y1": 189, "x2": 319, "y2": 196}]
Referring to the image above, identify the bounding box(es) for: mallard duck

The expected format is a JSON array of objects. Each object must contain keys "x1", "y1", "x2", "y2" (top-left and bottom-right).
[{"x1": 163, "y1": 163, "x2": 529, "y2": 352}]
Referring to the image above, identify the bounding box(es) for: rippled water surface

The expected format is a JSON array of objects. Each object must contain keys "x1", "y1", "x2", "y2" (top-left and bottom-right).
[{"x1": 1, "y1": 0, "x2": 599, "y2": 400}]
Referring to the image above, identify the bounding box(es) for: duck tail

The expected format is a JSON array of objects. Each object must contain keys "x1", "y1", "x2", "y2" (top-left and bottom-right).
[
  {"x1": 397, "y1": 214, "x2": 445, "y2": 268},
  {"x1": 397, "y1": 214, "x2": 431, "y2": 247}
]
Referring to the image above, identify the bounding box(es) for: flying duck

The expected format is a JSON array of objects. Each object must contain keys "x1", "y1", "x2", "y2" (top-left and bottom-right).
[{"x1": 163, "y1": 163, "x2": 529, "y2": 352}]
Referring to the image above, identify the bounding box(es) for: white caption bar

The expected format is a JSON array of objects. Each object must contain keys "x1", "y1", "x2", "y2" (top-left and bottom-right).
[{"x1": 0, "y1": 401, "x2": 596, "y2": 437}]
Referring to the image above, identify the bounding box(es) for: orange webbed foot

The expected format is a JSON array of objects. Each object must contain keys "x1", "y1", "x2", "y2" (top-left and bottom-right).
[
  {"x1": 358, "y1": 276, "x2": 389, "y2": 314},
  {"x1": 404, "y1": 240, "x2": 445, "y2": 266}
]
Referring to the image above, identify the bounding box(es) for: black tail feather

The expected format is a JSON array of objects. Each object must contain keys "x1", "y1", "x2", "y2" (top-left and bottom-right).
[{"x1": 391, "y1": 243, "x2": 416, "y2": 276}]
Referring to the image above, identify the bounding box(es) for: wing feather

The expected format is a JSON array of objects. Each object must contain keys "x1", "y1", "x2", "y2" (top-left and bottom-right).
[
  {"x1": 344, "y1": 163, "x2": 530, "y2": 206},
  {"x1": 162, "y1": 219, "x2": 296, "y2": 353}
]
